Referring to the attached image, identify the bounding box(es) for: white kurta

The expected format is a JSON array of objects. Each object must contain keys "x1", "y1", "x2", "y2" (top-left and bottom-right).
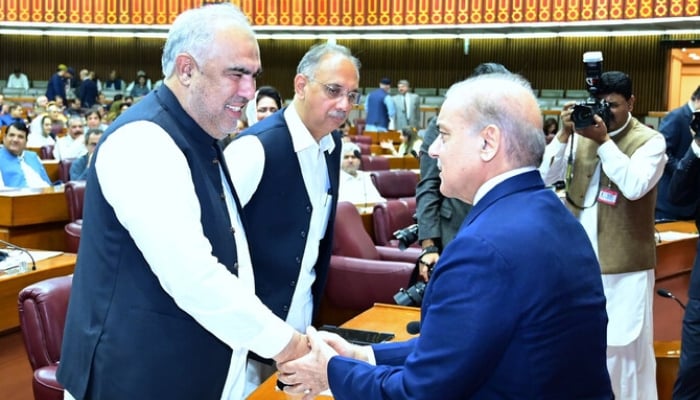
[{"x1": 66, "y1": 121, "x2": 296, "y2": 400}]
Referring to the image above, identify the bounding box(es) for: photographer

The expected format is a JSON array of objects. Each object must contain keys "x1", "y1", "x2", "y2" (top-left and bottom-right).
[
  {"x1": 668, "y1": 111, "x2": 700, "y2": 399},
  {"x1": 540, "y1": 70, "x2": 666, "y2": 399}
]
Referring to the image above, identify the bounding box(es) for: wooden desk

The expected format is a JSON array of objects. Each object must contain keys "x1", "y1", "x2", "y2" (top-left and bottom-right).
[
  {"x1": 248, "y1": 304, "x2": 419, "y2": 399},
  {"x1": 42, "y1": 160, "x2": 60, "y2": 182},
  {"x1": 0, "y1": 252, "x2": 76, "y2": 333},
  {"x1": 0, "y1": 186, "x2": 69, "y2": 251}
]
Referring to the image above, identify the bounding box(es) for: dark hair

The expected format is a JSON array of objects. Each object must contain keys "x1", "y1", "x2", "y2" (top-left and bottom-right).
[
  {"x1": 691, "y1": 85, "x2": 700, "y2": 101},
  {"x1": 8, "y1": 120, "x2": 29, "y2": 136},
  {"x1": 543, "y1": 117, "x2": 558, "y2": 134},
  {"x1": 471, "y1": 63, "x2": 510, "y2": 77},
  {"x1": 256, "y1": 86, "x2": 282, "y2": 109},
  {"x1": 84, "y1": 128, "x2": 104, "y2": 145},
  {"x1": 599, "y1": 71, "x2": 633, "y2": 100}
]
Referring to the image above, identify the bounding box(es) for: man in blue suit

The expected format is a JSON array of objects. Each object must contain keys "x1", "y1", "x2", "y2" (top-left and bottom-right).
[
  {"x1": 278, "y1": 73, "x2": 613, "y2": 399},
  {"x1": 656, "y1": 85, "x2": 700, "y2": 221}
]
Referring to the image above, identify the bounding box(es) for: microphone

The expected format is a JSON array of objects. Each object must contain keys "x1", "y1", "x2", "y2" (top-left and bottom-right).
[
  {"x1": 410, "y1": 149, "x2": 419, "y2": 159},
  {"x1": 0, "y1": 239, "x2": 36, "y2": 271},
  {"x1": 406, "y1": 320, "x2": 420, "y2": 335},
  {"x1": 656, "y1": 288, "x2": 686, "y2": 310}
]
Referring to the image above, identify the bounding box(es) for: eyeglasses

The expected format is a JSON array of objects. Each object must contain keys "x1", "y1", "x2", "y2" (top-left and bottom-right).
[{"x1": 308, "y1": 78, "x2": 361, "y2": 105}]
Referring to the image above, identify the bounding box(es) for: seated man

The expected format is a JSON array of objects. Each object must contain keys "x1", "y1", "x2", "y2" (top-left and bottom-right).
[
  {"x1": 0, "y1": 121, "x2": 52, "y2": 188},
  {"x1": 338, "y1": 142, "x2": 385, "y2": 207},
  {"x1": 70, "y1": 128, "x2": 103, "y2": 181},
  {"x1": 53, "y1": 114, "x2": 87, "y2": 161}
]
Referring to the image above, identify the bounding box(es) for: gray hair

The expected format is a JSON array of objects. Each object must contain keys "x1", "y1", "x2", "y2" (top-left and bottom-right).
[
  {"x1": 296, "y1": 43, "x2": 361, "y2": 79},
  {"x1": 445, "y1": 72, "x2": 545, "y2": 168},
  {"x1": 161, "y1": 3, "x2": 253, "y2": 78}
]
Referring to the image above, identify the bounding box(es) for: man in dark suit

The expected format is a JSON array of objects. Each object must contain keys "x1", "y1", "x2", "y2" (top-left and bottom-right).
[
  {"x1": 668, "y1": 111, "x2": 700, "y2": 399},
  {"x1": 77, "y1": 69, "x2": 98, "y2": 109},
  {"x1": 223, "y1": 42, "x2": 360, "y2": 395},
  {"x1": 278, "y1": 73, "x2": 613, "y2": 399},
  {"x1": 656, "y1": 85, "x2": 700, "y2": 221}
]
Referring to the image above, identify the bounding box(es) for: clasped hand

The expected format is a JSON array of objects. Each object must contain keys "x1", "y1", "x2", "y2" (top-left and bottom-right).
[{"x1": 277, "y1": 326, "x2": 367, "y2": 399}]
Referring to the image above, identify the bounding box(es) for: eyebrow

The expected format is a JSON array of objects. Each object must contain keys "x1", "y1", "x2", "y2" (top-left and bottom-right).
[{"x1": 228, "y1": 65, "x2": 262, "y2": 79}]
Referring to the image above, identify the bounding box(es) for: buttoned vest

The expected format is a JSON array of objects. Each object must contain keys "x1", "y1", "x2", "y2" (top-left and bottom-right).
[{"x1": 566, "y1": 118, "x2": 658, "y2": 274}]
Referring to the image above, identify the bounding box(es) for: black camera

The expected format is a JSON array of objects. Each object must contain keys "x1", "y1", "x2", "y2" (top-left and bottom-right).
[
  {"x1": 691, "y1": 111, "x2": 700, "y2": 138},
  {"x1": 571, "y1": 51, "x2": 612, "y2": 130},
  {"x1": 394, "y1": 281, "x2": 426, "y2": 307},
  {"x1": 393, "y1": 224, "x2": 418, "y2": 251}
]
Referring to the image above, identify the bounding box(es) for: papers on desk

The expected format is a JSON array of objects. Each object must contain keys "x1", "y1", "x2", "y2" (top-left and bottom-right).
[
  {"x1": 0, "y1": 249, "x2": 64, "y2": 274},
  {"x1": 657, "y1": 231, "x2": 699, "y2": 243}
]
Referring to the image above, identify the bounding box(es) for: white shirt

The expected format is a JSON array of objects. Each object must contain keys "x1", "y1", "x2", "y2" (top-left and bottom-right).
[
  {"x1": 93, "y1": 121, "x2": 295, "y2": 399},
  {"x1": 53, "y1": 134, "x2": 87, "y2": 161},
  {"x1": 539, "y1": 114, "x2": 667, "y2": 345},
  {"x1": 7, "y1": 73, "x2": 29, "y2": 91},
  {"x1": 338, "y1": 170, "x2": 386, "y2": 206},
  {"x1": 224, "y1": 104, "x2": 335, "y2": 333},
  {"x1": 27, "y1": 131, "x2": 56, "y2": 148}
]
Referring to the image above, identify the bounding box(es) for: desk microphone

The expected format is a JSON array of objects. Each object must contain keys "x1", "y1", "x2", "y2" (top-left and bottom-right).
[
  {"x1": 0, "y1": 239, "x2": 36, "y2": 271},
  {"x1": 656, "y1": 288, "x2": 686, "y2": 310},
  {"x1": 406, "y1": 320, "x2": 421, "y2": 335}
]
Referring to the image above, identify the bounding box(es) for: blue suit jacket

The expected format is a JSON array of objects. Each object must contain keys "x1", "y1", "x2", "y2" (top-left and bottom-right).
[
  {"x1": 327, "y1": 171, "x2": 612, "y2": 399},
  {"x1": 657, "y1": 104, "x2": 697, "y2": 220}
]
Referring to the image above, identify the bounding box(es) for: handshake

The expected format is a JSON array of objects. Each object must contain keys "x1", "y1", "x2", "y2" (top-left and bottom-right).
[{"x1": 274, "y1": 326, "x2": 373, "y2": 399}]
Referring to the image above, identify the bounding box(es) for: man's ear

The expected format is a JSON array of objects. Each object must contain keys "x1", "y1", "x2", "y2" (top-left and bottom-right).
[
  {"x1": 479, "y1": 125, "x2": 500, "y2": 162},
  {"x1": 293, "y1": 74, "x2": 308, "y2": 99},
  {"x1": 174, "y1": 54, "x2": 195, "y2": 84}
]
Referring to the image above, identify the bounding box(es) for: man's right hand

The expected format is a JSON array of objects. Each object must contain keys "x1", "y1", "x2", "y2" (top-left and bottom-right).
[
  {"x1": 273, "y1": 330, "x2": 309, "y2": 364},
  {"x1": 557, "y1": 102, "x2": 576, "y2": 143}
]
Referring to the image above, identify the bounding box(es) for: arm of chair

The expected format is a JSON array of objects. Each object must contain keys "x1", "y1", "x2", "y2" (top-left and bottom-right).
[{"x1": 376, "y1": 246, "x2": 421, "y2": 263}]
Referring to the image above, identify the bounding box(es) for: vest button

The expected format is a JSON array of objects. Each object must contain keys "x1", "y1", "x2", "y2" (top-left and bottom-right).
[
  {"x1": 295, "y1": 256, "x2": 301, "y2": 264},
  {"x1": 230, "y1": 226, "x2": 236, "y2": 234},
  {"x1": 283, "y1": 305, "x2": 289, "y2": 312},
  {"x1": 290, "y1": 280, "x2": 296, "y2": 287},
  {"x1": 212, "y1": 158, "x2": 219, "y2": 164},
  {"x1": 300, "y1": 231, "x2": 306, "y2": 238},
  {"x1": 306, "y1": 206, "x2": 311, "y2": 213},
  {"x1": 233, "y1": 262, "x2": 239, "y2": 271},
  {"x1": 220, "y1": 193, "x2": 226, "y2": 200}
]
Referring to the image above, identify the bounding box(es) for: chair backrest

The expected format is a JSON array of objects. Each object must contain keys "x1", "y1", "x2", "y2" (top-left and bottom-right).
[
  {"x1": 351, "y1": 135, "x2": 372, "y2": 145},
  {"x1": 58, "y1": 158, "x2": 74, "y2": 183},
  {"x1": 332, "y1": 201, "x2": 380, "y2": 259},
  {"x1": 64, "y1": 180, "x2": 87, "y2": 222},
  {"x1": 324, "y1": 255, "x2": 414, "y2": 311},
  {"x1": 18, "y1": 275, "x2": 72, "y2": 371},
  {"x1": 370, "y1": 170, "x2": 418, "y2": 199},
  {"x1": 360, "y1": 155, "x2": 390, "y2": 171},
  {"x1": 373, "y1": 198, "x2": 418, "y2": 247},
  {"x1": 40, "y1": 145, "x2": 54, "y2": 160},
  {"x1": 64, "y1": 221, "x2": 82, "y2": 253}
]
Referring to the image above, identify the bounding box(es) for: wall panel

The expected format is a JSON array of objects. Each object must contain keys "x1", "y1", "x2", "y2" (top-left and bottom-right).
[{"x1": 0, "y1": 33, "x2": 696, "y2": 115}]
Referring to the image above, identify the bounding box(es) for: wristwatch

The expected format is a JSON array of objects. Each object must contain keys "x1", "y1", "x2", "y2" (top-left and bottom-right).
[{"x1": 419, "y1": 245, "x2": 439, "y2": 259}]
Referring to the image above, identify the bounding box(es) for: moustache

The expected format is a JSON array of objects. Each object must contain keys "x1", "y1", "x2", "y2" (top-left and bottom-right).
[{"x1": 329, "y1": 110, "x2": 347, "y2": 120}]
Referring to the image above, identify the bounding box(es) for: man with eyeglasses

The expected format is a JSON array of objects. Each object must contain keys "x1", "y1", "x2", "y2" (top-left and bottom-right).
[
  {"x1": 223, "y1": 42, "x2": 361, "y2": 395},
  {"x1": 364, "y1": 77, "x2": 396, "y2": 132},
  {"x1": 69, "y1": 128, "x2": 102, "y2": 181},
  {"x1": 53, "y1": 114, "x2": 87, "y2": 161}
]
